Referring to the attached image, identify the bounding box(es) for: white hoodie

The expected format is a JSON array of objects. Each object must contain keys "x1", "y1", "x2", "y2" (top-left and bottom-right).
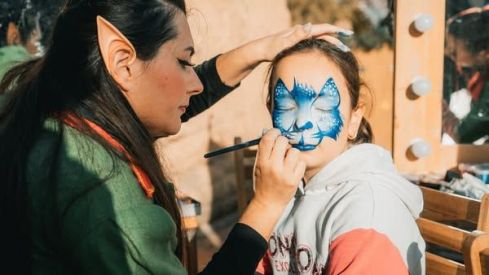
[{"x1": 258, "y1": 144, "x2": 426, "y2": 275}]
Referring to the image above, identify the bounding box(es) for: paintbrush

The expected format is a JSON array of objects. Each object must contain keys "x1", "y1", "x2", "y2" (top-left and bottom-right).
[
  {"x1": 204, "y1": 135, "x2": 299, "y2": 158},
  {"x1": 204, "y1": 137, "x2": 261, "y2": 159}
]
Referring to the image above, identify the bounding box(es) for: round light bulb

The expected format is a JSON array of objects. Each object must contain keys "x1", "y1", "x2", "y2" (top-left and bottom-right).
[
  {"x1": 413, "y1": 14, "x2": 434, "y2": 33},
  {"x1": 411, "y1": 77, "x2": 432, "y2": 96},
  {"x1": 409, "y1": 138, "x2": 432, "y2": 159}
]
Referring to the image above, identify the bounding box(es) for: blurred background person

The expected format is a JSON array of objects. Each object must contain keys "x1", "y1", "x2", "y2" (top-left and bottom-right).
[
  {"x1": 31, "y1": 0, "x2": 65, "y2": 48},
  {"x1": 442, "y1": 4, "x2": 489, "y2": 144},
  {"x1": 0, "y1": 0, "x2": 43, "y2": 79},
  {"x1": 0, "y1": 0, "x2": 43, "y2": 110}
]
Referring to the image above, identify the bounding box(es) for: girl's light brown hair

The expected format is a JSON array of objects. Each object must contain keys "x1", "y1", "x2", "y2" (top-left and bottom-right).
[{"x1": 267, "y1": 39, "x2": 373, "y2": 144}]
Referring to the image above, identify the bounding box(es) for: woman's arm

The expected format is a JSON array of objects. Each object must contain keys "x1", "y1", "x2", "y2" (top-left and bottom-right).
[
  {"x1": 239, "y1": 129, "x2": 305, "y2": 239},
  {"x1": 199, "y1": 129, "x2": 305, "y2": 275},
  {"x1": 183, "y1": 23, "x2": 353, "y2": 121},
  {"x1": 216, "y1": 23, "x2": 353, "y2": 87}
]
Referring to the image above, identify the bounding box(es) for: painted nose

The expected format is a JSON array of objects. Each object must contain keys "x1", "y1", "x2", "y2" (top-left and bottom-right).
[
  {"x1": 295, "y1": 109, "x2": 313, "y2": 131},
  {"x1": 296, "y1": 121, "x2": 313, "y2": 131}
]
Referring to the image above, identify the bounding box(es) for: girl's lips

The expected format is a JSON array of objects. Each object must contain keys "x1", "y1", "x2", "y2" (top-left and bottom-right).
[{"x1": 179, "y1": 106, "x2": 188, "y2": 113}]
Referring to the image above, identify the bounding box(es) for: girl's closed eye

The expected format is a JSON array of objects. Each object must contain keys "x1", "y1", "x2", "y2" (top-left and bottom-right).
[
  {"x1": 313, "y1": 96, "x2": 337, "y2": 111},
  {"x1": 177, "y1": 58, "x2": 195, "y2": 69},
  {"x1": 275, "y1": 98, "x2": 297, "y2": 111},
  {"x1": 276, "y1": 105, "x2": 297, "y2": 111}
]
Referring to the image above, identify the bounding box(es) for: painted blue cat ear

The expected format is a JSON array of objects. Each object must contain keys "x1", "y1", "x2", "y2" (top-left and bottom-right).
[
  {"x1": 274, "y1": 78, "x2": 290, "y2": 96},
  {"x1": 317, "y1": 77, "x2": 341, "y2": 107}
]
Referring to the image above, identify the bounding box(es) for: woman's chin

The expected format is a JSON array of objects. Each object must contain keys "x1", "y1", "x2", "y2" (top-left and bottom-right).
[{"x1": 151, "y1": 123, "x2": 181, "y2": 138}]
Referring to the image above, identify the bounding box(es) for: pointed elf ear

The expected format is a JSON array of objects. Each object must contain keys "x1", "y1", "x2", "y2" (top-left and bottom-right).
[{"x1": 96, "y1": 16, "x2": 137, "y2": 77}]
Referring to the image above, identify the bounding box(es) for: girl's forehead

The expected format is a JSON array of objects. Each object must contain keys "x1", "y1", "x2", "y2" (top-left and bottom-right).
[{"x1": 273, "y1": 52, "x2": 347, "y2": 97}]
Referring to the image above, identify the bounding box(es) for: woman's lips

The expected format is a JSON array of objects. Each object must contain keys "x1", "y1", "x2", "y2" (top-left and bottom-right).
[{"x1": 179, "y1": 106, "x2": 188, "y2": 113}]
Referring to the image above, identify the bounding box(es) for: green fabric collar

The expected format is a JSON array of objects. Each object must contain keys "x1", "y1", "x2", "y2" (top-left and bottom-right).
[{"x1": 0, "y1": 45, "x2": 30, "y2": 80}]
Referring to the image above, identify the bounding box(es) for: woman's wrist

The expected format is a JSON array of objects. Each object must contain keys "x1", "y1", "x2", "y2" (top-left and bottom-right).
[
  {"x1": 215, "y1": 40, "x2": 267, "y2": 87},
  {"x1": 238, "y1": 197, "x2": 288, "y2": 239}
]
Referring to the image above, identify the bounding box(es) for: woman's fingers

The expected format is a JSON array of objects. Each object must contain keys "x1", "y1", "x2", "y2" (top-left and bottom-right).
[
  {"x1": 317, "y1": 35, "x2": 351, "y2": 52},
  {"x1": 284, "y1": 147, "x2": 300, "y2": 171},
  {"x1": 280, "y1": 24, "x2": 307, "y2": 38},
  {"x1": 270, "y1": 135, "x2": 290, "y2": 164},
  {"x1": 256, "y1": 128, "x2": 281, "y2": 162},
  {"x1": 293, "y1": 160, "x2": 306, "y2": 180},
  {"x1": 253, "y1": 22, "x2": 353, "y2": 62},
  {"x1": 285, "y1": 23, "x2": 353, "y2": 41},
  {"x1": 284, "y1": 23, "x2": 352, "y2": 52},
  {"x1": 309, "y1": 23, "x2": 353, "y2": 37},
  {"x1": 285, "y1": 148, "x2": 305, "y2": 183}
]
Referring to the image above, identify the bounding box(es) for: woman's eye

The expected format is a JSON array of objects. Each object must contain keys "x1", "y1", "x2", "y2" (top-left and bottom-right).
[{"x1": 177, "y1": 59, "x2": 195, "y2": 69}]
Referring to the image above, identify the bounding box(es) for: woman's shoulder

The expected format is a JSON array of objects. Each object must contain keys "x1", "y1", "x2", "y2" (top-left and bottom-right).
[
  {"x1": 28, "y1": 118, "x2": 124, "y2": 179},
  {"x1": 27, "y1": 118, "x2": 154, "y2": 215},
  {"x1": 28, "y1": 118, "x2": 176, "y2": 239}
]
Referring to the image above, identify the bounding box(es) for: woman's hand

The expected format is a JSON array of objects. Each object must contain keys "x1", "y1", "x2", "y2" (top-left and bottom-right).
[
  {"x1": 239, "y1": 129, "x2": 306, "y2": 239},
  {"x1": 253, "y1": 129, "x2": 305, "y2": 209},
  {"x1": 253, "y1": 23, "x2": 353, "y2": 62},
  {"x1": 216, "y1": 23, "x2": 352, "y2": 87}
]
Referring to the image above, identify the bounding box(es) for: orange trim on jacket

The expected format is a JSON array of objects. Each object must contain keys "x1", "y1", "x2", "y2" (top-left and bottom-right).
[{"x1": 62, "y1": 114, "x2": 155, "y2": 199}]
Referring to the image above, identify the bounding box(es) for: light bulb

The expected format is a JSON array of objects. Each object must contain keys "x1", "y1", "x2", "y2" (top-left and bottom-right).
[
  {"x1": 409, "y1": 138, "x2": 432, "y2": 159},
  {"x1": 410, "y1": 77, "x2": 432, "y2": 96},
  {"x1": 413, "y1": 14, "x2": 434, "y2": 33}
]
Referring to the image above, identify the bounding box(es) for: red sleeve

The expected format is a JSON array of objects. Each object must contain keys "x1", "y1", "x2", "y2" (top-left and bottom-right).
[
  {"x1": 255, "y1": 250, "x2": 273, "y2": 275},
  {"x1": 327, "y1": 229, "x2": 408, "y2": 275}
]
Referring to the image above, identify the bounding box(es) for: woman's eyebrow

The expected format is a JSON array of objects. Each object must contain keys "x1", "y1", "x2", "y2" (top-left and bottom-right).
[{"x1": 184, "y1": 46, "x2": 195, "y2": 56}]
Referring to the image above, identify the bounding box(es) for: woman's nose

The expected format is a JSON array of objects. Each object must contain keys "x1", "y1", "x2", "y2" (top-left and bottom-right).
[{"x1": 188, "y1": 68, "x2": 204, "y2": 95}]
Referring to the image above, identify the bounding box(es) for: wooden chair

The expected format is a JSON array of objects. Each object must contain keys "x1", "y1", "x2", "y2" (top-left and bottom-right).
[
  {"x1": 233, "y1": 137, "x2": 258, "y2": 215},
  {"x1": 178, "y1": 193, "x2": 201, "y2": 275},
  {"x1": 417, "y1": 185, "x2": 489, "y2": 275}
]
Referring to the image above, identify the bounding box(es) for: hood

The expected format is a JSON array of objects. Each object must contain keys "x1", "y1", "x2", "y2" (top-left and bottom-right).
[
  {"x1": 304, "y1": 143, "x2": 423, "y2": 218},
  {"x1": 0, "y1": 46, "x2": 30, "y2": 80}
]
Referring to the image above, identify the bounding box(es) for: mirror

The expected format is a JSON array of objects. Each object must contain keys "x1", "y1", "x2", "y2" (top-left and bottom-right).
[{"x1": 442, "y1": 0, "x2": 489, "y2": 145}]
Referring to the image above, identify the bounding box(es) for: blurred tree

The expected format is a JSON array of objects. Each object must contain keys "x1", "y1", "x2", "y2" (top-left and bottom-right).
[{"x1": 287, "y1": 0, "x2": 394, "y2": 51}]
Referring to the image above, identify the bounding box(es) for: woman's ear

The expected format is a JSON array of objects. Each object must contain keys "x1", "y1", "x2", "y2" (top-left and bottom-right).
[
  {"x1": 347, "y1": 102, "x2": 366, "y2": 140},
  {"x1": 6, "y1": 22, "x2": 20, "y2": 45},
  {"x1": 96, "y1": 16, "x2": 138, "y2": 91}
]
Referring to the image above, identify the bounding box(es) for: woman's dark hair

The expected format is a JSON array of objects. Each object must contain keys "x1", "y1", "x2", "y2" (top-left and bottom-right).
[
  {"x1": 267, "y1": 39, "x2": 373, "y2": 144},
  {"x1": 0, "y1": 0, "x2": 41, "y2": 47},
  {"x1": 0, "y1": 0, "x2": 188, "y2": 271}
]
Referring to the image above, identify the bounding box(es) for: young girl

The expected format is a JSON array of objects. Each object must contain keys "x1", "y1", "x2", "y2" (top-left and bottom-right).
[{"x1": 257, "y1": 39, "x2": 426, "y2": 275}]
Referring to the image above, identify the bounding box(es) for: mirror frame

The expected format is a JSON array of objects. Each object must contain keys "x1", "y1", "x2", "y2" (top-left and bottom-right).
[{"x1": 393, "y1": 0, "x2": 489, "y2": 174}]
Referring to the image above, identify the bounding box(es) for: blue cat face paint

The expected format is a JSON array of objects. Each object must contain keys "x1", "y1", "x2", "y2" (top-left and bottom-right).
[{"x1": 272, "y1": 77, "x2": 343, "y2": 151}]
